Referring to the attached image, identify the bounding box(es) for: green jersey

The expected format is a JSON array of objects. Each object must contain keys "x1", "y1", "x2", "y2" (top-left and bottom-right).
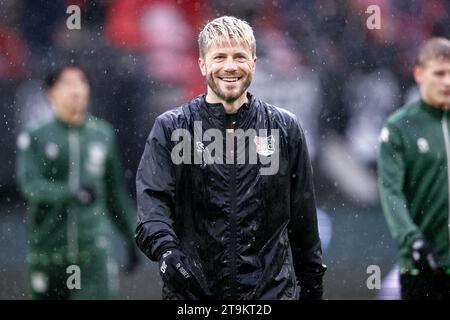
[
  {"x1": 16, "y1": 115, "x2": 135, "y2": 267},
  {"x1": 378, "y1": 99, "x2": 450, "y2": 271}
]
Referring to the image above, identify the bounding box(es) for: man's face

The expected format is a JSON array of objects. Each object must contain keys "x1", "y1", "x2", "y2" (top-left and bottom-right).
[
  {"x1": 414, "y1": 58, "x2": 450, "y2": 108},
  {"x1": 198, "y1": 40, "x2": 256, "y2": 103},
  {"x1": 48, "y1": 68, "x2": 90, "y2": 125}
]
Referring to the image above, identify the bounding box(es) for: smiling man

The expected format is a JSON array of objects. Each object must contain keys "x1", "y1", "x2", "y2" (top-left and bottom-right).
[
  {"x1": 136, "y1": 16, "x2": 326, "y2": 300},
  {"x1": 197, "y1": 25, "x2": 255, "y2": 113},
  {"x1": 378, "y1": 37, "x2": 450, "y2": 300}
]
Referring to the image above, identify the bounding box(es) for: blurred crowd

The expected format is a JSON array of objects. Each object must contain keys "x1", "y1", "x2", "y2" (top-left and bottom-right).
[{"x1": 2, "y1": 0, "x2": 450, "y2": 206}]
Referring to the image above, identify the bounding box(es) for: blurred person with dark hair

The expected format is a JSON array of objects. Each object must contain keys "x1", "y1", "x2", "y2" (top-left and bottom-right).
[
  {"x1": 16, "y1": 65, "x2": 139, "y2": 299},
  {"x1": 135, "y1": 16, "x2": 326, "y2": 300},
  {"x1": 378, "y1": 37, "x2": 450, "y2": 300}
]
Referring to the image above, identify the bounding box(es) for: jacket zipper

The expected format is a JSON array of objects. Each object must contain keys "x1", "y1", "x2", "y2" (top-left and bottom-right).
[
  {"x1": 230, "y1": 152, "x2": 237, "y2": 298},
  {"x1": 225, "y1": 111, "x2": 238, "y2": 299},
  {"x1": 68, "y1": 129, "x2": 80, "y2": 257},
  {"x1": 442, "y1": 110, "x2": 450, "y2": 263}
]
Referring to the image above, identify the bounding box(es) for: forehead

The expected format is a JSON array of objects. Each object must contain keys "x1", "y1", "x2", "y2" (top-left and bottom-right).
[
  {"x1": 205, "y1": 38, "x2": 253, "y2": 57},
  {"x1": 59, "y1": 68, "x2": 87, "y2": 81},
  {"x1": 422, "y1": 58, "x2": 450, "y2": 70}
]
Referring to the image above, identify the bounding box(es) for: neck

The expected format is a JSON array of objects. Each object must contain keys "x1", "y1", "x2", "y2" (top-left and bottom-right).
[
  {"x1": 205, "y1": 90, "x2": 248, "y2": 114},
  {"x1": 54, "y1": 112, "x2": 85, "y2": 127},
  {"x1": 421, "y1": 95, "x2": 450, "y2": 110}
]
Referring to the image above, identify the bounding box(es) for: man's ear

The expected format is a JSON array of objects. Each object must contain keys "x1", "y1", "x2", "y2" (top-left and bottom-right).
[
  {"x1": 413, "y1": 65, "x2": 422, "y2": 85},
  {"x1": 252, "y1": 56, "x2": 257, "y2": 72},
  {"x1": 198, "y1": 57, "x2": 206, "y2": 77}
]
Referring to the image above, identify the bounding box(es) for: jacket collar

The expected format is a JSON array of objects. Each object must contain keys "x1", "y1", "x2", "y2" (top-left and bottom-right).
[
  {"x1": 200, "y1": 92, "x2": 256, "y2": 120},
  {"x1": 419, "y1": 99, "x2": 446, "y2": 118}
]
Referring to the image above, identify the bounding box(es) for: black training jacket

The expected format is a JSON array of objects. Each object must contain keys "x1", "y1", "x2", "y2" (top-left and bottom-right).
[{"x1": 136, "y1": 93, "x2": 325, "y2": 300}]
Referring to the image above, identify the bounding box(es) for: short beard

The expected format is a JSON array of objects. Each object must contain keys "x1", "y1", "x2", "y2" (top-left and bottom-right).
[{"x1": 206, "y1": 72, "x2": 252, "y2": 103}]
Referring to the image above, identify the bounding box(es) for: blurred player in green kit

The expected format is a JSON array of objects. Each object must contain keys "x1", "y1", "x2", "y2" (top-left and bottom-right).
[
  {"x1": 16, "y1": 64, "x2": 139, "y2": 299},
  {"x1": 378, "y1": 38, "x2": 450, "y2": 299}
]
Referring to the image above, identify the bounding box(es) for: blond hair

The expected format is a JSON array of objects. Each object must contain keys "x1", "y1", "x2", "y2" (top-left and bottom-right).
[
  {"x1": 417, "y1": 37, "x2": 450, "y2": 67},
  {"x1": 198, "y1": 16, "x2": 256, "y2": 58}
]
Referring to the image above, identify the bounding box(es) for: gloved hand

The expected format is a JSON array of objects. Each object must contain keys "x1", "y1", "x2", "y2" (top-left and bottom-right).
[
  {"x1": 158, "y1": 248, "x2": 211, "y2": 299},
  {"x1": 124, "y1": 243, "x2": 140, "y2": 274},
  {"x1": 76, "y1": 185, "x2": 96, "y2": 205},
  {"x1": 410, "y1": 238, "x2": 438, "y2": 273},
  {"x1": 298, "y1": 264, "x2": 327, "y2": 300}
]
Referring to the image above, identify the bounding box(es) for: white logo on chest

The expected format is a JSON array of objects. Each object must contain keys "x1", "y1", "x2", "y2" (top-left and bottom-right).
[
  {"x1": 45, "y1": 142, "x2": 60, "y2": 159},
  {"x1": 196, "y1": 141, "x2": 205, "y2": 153},
  {"x1": 417, "y1": 137, "x2": 430, "y2": 153},
  {"x1": 254, "y1": 135, "x2": 276, "y2": 156},
  {"x1": 86, "y1": 143, "x2": 106, "y2": 176},
  {"x1": 379, "y1": 127, "x2": 389, "y2": 143}
]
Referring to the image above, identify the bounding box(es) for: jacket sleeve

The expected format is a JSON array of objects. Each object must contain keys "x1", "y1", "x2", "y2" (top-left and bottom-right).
[
  {"x1": 378, "y1": 123, "x2": 421, "y2": 249},
  {"x1": 135, "y1": 116, "x2": 179, "y2": 261},
  {"x1": 104, "y1": 131, "x2": 136, "y2": 244},
  {"x1": 16, "y1": 130, "x2": 74, "y2": 203},
  {"x1": 288, "y1": 117, "x2": 326, "y2": 300}
]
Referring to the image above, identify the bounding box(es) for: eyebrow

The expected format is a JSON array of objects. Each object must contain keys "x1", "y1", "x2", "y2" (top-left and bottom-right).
[{"x1": 211, "y1": 51, "x2": 249, "y2": 57}]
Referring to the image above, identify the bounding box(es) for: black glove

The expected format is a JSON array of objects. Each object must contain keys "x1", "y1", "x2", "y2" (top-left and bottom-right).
[
  {"x1": 124, "y1": 244, "x2": 140, "y2": 274},
  {"x1": 298, "y1": 264, "x2": 327, "y2": 300},
  {"x1": 410, "y1": 238, "x2": 438, "y2": 273},
  {"x1": 158, "y1": 248, "x2": 211, "y2": 299},
  {"x1": 76, "y1": 185, "x2": 96, "y2": 205}
]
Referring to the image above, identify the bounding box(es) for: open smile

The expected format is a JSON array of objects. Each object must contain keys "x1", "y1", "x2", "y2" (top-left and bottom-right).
[{"x1": 218, "y1": 77, "x2": 242, "y2": 83}]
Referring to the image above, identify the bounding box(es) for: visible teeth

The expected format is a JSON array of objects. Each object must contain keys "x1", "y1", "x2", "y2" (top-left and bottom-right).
[{"x1": 222, "y1": 78, "x2": 238, "y2": 82}]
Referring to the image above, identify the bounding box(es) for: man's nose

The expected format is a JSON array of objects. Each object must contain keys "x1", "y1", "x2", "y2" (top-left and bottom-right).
[
  {"x1": 71, "y1": 87, "x2": 83, "y2": 98},
  {"x1": 223, "y1": 56, "x2": 238, "y2": 72},
  {"x1": 71, "y1": 82, "x2": 87, "y2": 95},
  {"x1": 444, "y1": 73, "x2": 450, "y2": 86}
]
